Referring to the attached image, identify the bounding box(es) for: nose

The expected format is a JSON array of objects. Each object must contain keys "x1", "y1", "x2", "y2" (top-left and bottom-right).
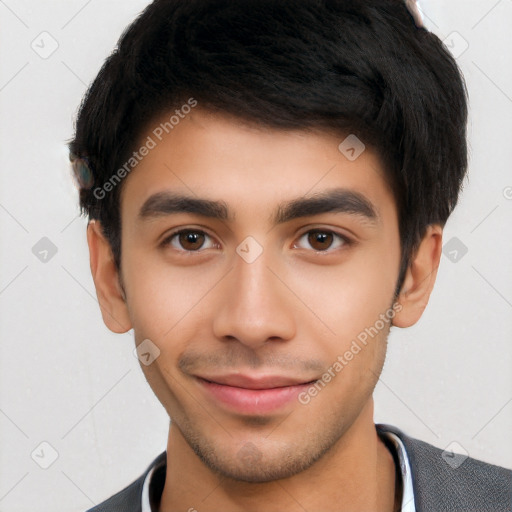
[{"x1": 212, "y1": 245, "x2": 296, "y2": 350}]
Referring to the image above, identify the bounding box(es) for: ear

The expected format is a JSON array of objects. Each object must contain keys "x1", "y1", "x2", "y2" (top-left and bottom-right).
[
  {"x1": 392, "y1": 224, "x2": 443, "y2": 328},
  {"x1": 87, "y1": 220, "x2": 132, "y2": 333}
]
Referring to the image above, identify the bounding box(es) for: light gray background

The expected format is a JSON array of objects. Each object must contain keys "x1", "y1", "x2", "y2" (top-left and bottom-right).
[{"x1": 1, "y1": 1, "x2": 511, "y2": 510}]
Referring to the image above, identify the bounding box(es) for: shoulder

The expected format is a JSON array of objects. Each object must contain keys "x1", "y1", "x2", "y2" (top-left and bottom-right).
[
  {"x1": 84, "y1": 452, "x2": 166, "y2": 512},
  {"x1": 377, "y1": 423, "x2": 512, "y2": 512}
]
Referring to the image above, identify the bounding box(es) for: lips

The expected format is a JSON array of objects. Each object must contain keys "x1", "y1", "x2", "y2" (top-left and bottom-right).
[
  {"x1": 195, "y1": 373, "x2": 317, "y2": 414},
  {"x1": 199, "y1": 373, "x2": 315, "y2": 389}
]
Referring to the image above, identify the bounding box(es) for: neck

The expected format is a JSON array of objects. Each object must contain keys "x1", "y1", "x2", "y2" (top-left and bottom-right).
[{"x1": 159, "y1": 400, "x2": 398, "y2": 512}]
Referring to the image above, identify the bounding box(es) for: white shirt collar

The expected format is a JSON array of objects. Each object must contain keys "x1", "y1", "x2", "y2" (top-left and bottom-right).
[
  {"x1": 381, "y1": 429, "x2": 417, "y2": 512},
  {"x1": 141, "y1": 428, "x2": 416, "y2": 512},
  {"x1": 141, "y1": 459, "x2": 156, "y2": 512}
]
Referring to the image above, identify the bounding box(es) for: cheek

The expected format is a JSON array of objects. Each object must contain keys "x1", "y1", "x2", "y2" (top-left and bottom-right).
[
  {"x1": 122, "y1": 248, "x2": 222, "y2": 341},
  {"x1": 285, "y1": 246, "x2": 399, "y2": 342}
]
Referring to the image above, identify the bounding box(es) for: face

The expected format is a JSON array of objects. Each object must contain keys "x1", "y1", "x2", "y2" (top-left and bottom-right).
[{"x1": 116, "y1": 108, "x2": 402, "y2": 482}]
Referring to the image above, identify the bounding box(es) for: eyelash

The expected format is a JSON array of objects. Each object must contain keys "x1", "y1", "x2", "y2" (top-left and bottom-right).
[{"x1": 160, "y1": 228, "x2": 353, "y2": 254}]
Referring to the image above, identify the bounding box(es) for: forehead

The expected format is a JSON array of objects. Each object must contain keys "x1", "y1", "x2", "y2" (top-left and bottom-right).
[{"x1": 119, "y1": 108, "x2": 395, "y2": 225}]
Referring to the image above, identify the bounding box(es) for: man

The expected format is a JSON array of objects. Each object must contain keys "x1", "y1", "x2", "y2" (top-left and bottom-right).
[{"x1": 69, "y1": 0, "x2": 511, "y2": 510}]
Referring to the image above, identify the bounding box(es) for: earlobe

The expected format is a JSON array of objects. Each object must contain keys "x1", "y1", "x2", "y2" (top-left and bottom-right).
[
  {"x1": 392, "y1": 224, "x2": 443, "y2": 328},
  {"x1": 87, "y1": 220, "x2": 132, "y2": 333}
]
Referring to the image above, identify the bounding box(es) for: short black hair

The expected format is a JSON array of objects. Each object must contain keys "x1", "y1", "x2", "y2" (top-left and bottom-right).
[{"x1": 68, "y1": 0, "x2": 468, "y2": 296}]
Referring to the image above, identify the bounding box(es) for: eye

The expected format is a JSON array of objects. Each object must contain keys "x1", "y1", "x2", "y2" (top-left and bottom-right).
[
  {"x1": 294, "y1": 229, "x2": 351, "y2": 252},
  {"x1": 161, "y1": 228, "x2": 351, "y2": 253},
  {"x1": 161, "y1": 229, "x2": 216, "y2": 252}
]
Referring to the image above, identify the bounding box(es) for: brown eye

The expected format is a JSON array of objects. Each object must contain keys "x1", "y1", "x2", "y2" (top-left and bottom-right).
[
  {"x1": 295, "y1": 229, "x2": 350, "y2": 252},
  {"x1": 178, "y1": 231, "x2": 205, "y2": 250},
  {"x1": 162, "y1": 230, "x2": 215, "y2": 252},
  {"x1": 307, "y1": 231, "x2": 334, "y2": 251}
]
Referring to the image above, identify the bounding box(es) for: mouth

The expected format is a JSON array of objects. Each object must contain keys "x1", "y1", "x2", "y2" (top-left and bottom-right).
[{"x1": 195, "y1": 374, "x2": 318, "y2": 414}]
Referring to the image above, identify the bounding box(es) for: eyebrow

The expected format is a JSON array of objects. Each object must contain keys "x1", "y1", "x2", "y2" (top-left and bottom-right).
[{"x1": 138, "y1": 187, "x2": 379, "y2": 226}]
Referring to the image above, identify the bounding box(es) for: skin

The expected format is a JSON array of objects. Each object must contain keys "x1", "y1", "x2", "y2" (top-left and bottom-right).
[{"x1": 87, "y1": 108, "x2": 442, "y2": 512}]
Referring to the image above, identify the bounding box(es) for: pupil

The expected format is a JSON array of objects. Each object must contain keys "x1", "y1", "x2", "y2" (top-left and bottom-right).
[
  {"x1": 181, "y1": 232, "x2": 203, "y2": 249},
  {"x1": 309, "y1": 231, "x2": 331, "y2": 250}
]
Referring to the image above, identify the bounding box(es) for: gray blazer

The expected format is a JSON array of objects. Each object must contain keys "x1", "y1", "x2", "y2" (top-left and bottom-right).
[{"x1": 86, "y1": 423, "x2": 512, "y2": 512}]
